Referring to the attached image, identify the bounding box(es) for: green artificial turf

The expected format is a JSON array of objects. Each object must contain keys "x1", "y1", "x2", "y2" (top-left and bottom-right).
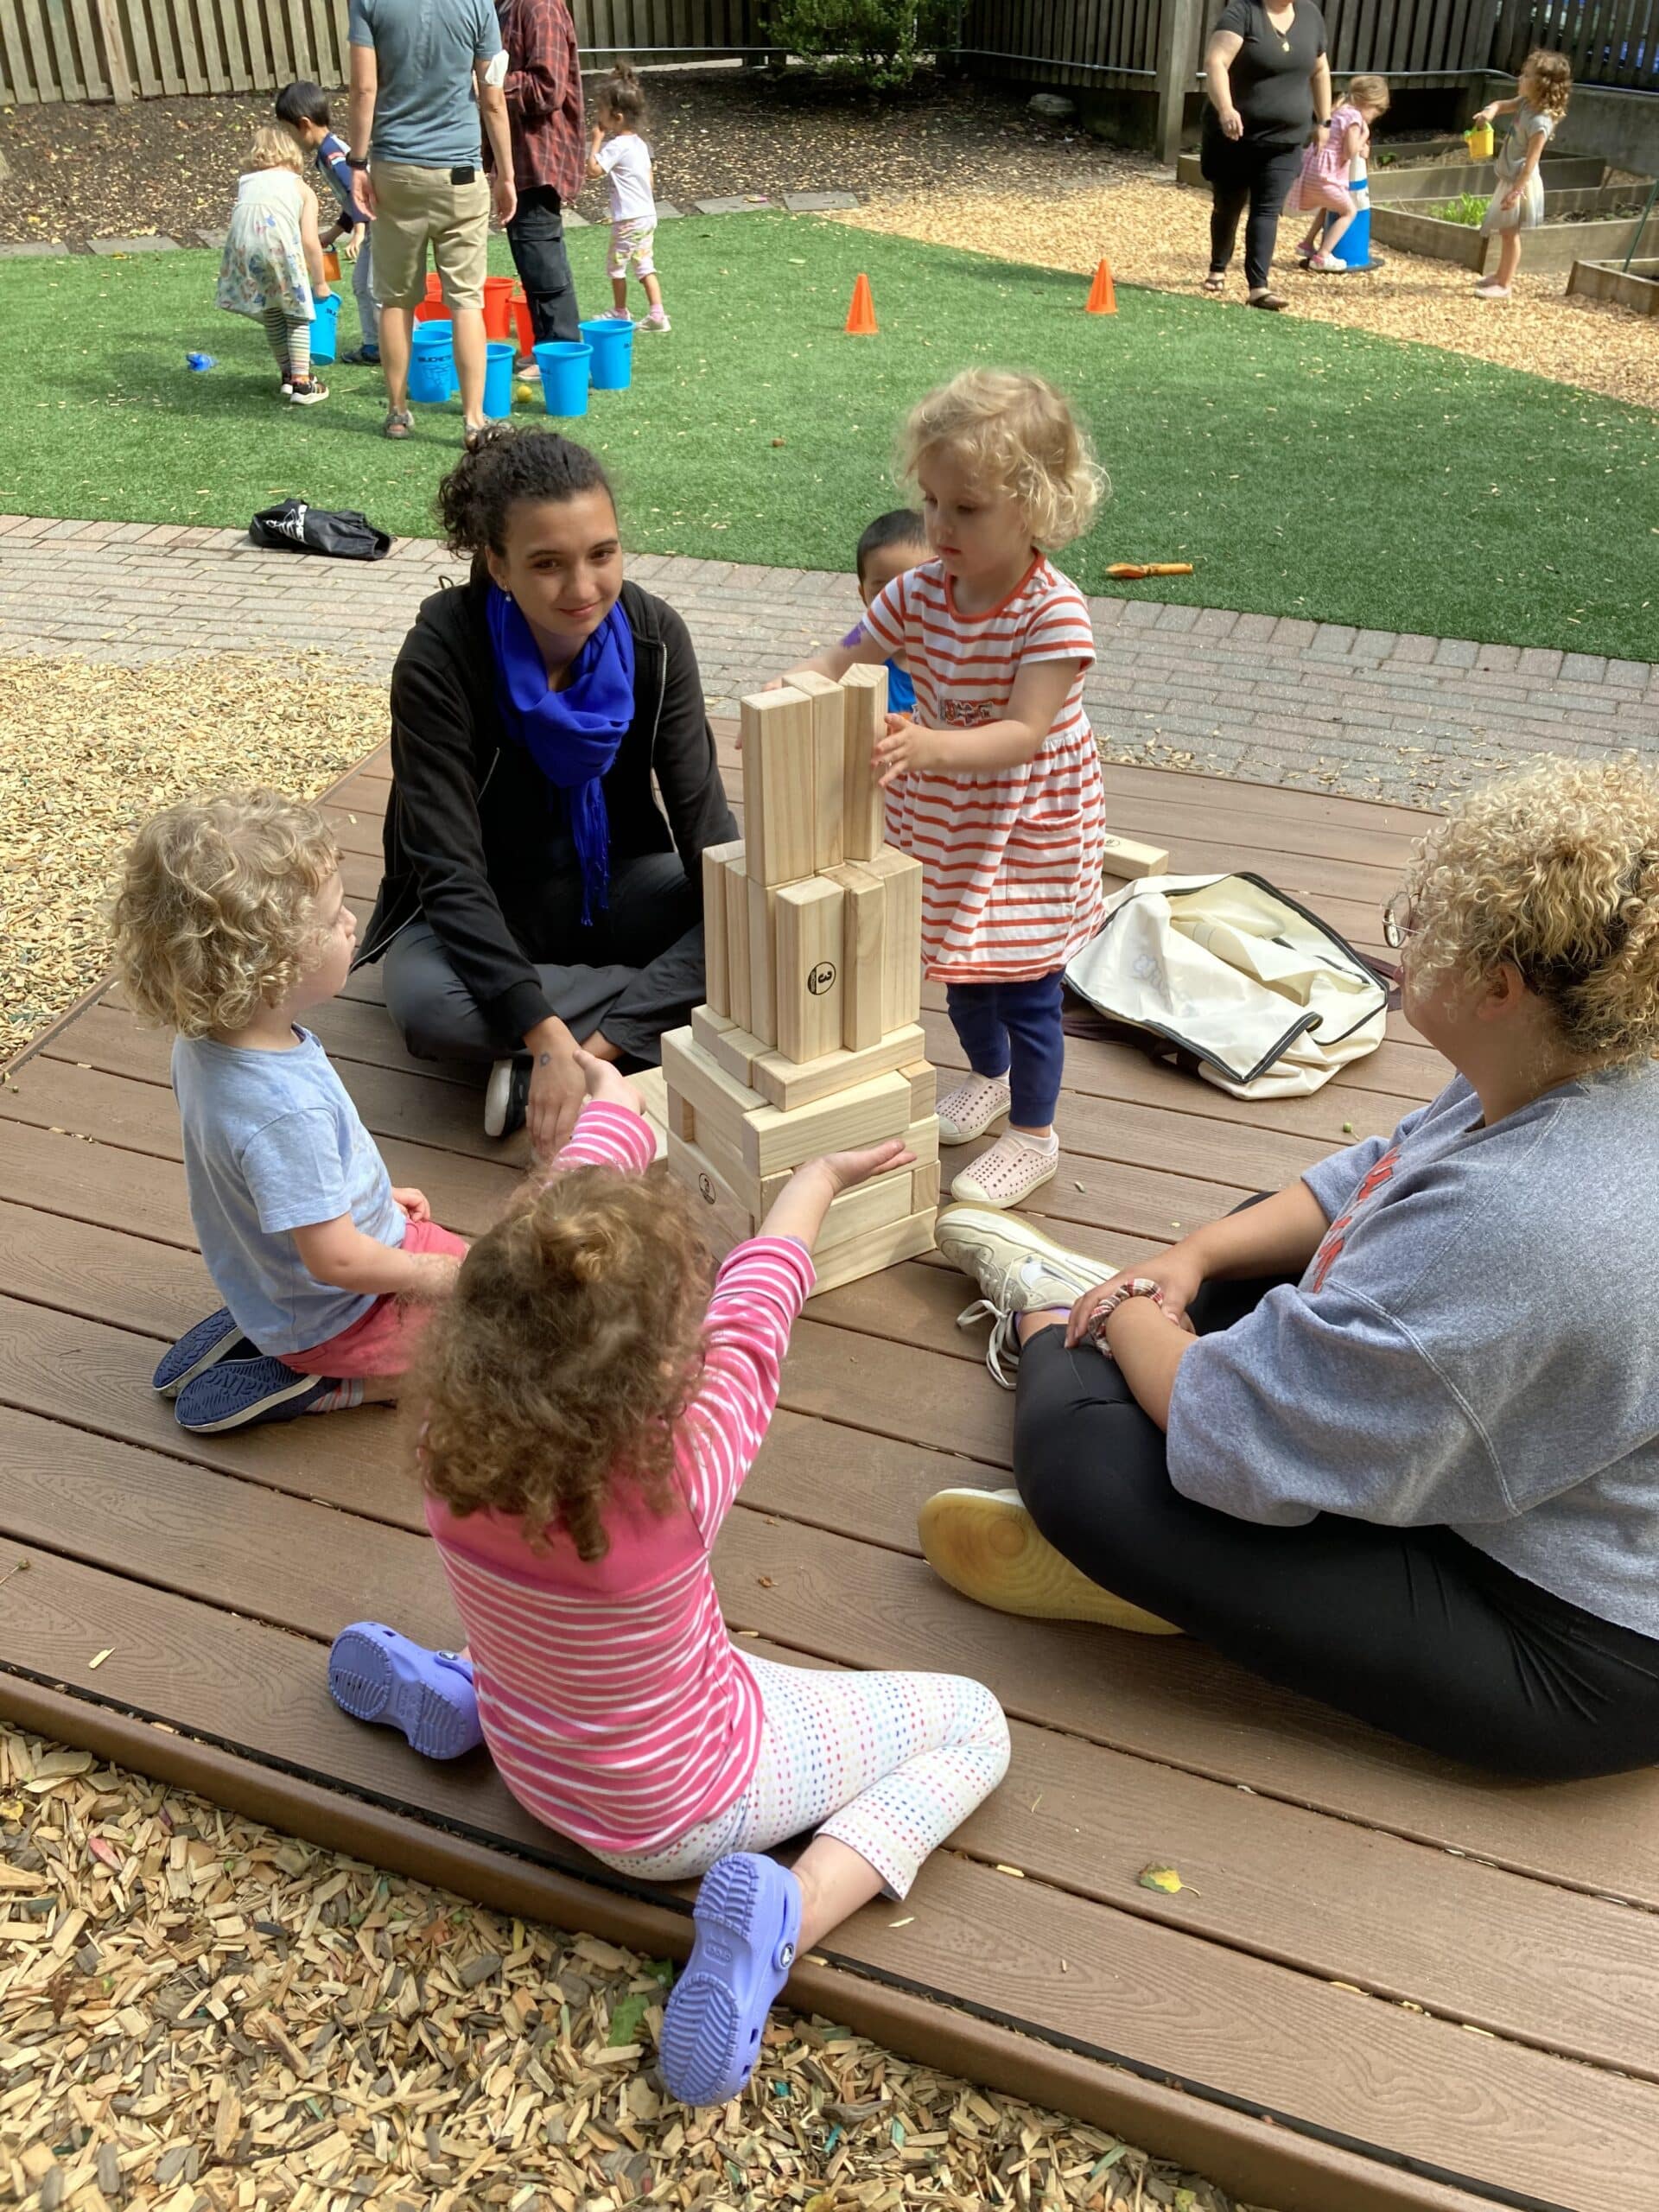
[{"x1": 5, "y1": 213, "x2": 1656, "y2": 658}]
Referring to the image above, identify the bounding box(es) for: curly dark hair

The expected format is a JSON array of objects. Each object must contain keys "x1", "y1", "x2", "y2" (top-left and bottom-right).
[
  {"x1": 435, "y1": 429, "x2": 615, "y2": 561},
  {"x1": 596, "y1": 60, "x2": 647, "y2": 129},
  {"x1": 413, "y1": 1161, "x2": 715, "y2": 1561}
]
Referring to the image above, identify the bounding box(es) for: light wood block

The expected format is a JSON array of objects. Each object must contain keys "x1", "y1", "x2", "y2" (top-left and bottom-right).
[
  {"x1": 830, "y1": 861, "x2": 886, "y2": 1052},
  {"x1": 912, "y1": 1160, "x2": 941, "y2": 1211},
  {"x1": 1100, "y1": 832, "x2": 1170, "y2": 880},
  {"x1": 710, "y1": 1023, "x2": 766, "y2": 1085},
  {"x1": 659, "y1": 1028, "x2": 766, "y2": 1158},
  {"x1": 667, "y1": 1090, "x2": 696, "y2": 1144},
  {"x1": 666, "y1": 1133, "x2": 754, "y2": 1257},
  {"x1": 748, "y1": 1022, "x2": 927, "y2": 1114},
  {"x1": 741, "y1": 688, "x2": 817, "y2": 888},
  {"x1": 691, "y1": 1006, "x2": 735, "y2": 1063},
  {"x1": 841, "y1": 662, "x2": 888, "y2": 861},
  {"x1": 699, "y1": 838, "x2": 743, "y2": 1017},
  {"x1": 805, "y1": 1206, "x2": 938, "y2": 1296},
  {"x1": 723, "y1": 855, "x2": 752, "y2": 1033},
  {"x1": 747, "y1": 874, "x2": 779, "y2": 1049},
  {"x1": 632, "y1": 1065, "x2": 671, "y2": 1162},
  {"x1": 758, "y1": 1145, "x2": 915, "y2": 1214},
  {"x1": 791, "y1": 670, "x2": 847, "y2": 871},
  {"x1": 865, "y1": 848, "x2": 924, "y2": 1031},
  {"x1": 775, "y1": 879, "x2": 845, "y2": 1066},
  {"x1": 817, "y1": 1161, "x2": 925, "y2": 1254},
  {"x1": 743, "y1": 1068, "x2": 912, "y2": 1178},
  {"x1": 901, "y1": 1060, "x2": 936, "y2": 1121},
  {"x1": 905, "y1": 1113, "x2": 940, "y2": 1166}
]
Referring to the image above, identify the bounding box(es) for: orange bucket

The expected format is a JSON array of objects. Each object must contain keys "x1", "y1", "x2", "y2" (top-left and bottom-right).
[
  {"x1": 322, "y1": 248, "x2": 340, "y2": 282},
  {"x1": 483, "y1": 275, "x2": 517, "y2": 343},
  {"x1": 413, "y1": 270, "x2": 450, "y2": 324},
  {"x1": 511, "y1": 285, "x2": 535, "y2": 356}
]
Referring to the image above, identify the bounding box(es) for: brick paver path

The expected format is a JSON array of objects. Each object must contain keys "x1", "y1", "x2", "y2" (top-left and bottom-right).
[{"x1": 3, "y1": 516, "x2": 1655, "y2": 806}]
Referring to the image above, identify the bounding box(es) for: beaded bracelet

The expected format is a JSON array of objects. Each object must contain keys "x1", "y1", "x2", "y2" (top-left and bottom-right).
[{"x1": 1084, "y1": 1277, "x2": 1166, "y2": 1361}]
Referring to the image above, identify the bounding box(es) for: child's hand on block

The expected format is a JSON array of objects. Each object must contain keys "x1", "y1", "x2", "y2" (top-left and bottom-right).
[
  {"x1": 874, "y1": 714, "x2": 937, "y2": 788},
  {"x1": 814, "y1": 1139, "x2": 915, "y2": 1193},
  {"x1": 575, "y1": 1046, "x2": 643, "y2": 1118},
  {"x1": 759, "y1": 1140, "x2": 916, "y2": 1252}
]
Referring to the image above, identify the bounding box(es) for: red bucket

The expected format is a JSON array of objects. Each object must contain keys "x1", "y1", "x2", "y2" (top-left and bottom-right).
[
  {"x1": 511, "y1": 284, "x2": 534, "y2": 357},
  {"x1": 484, "y1": 275, "x2": 517, "y2": 343},
  {"x1": 413, "y1": 270, "x2": 450, "y2": 325}
]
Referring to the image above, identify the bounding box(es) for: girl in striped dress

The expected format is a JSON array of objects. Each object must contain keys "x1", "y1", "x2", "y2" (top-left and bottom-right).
[
  {"x1": 324, "y1": 1052, "x2": 1009, "y2": 2107},
  {"x1": 789, "y1": 370, "x2": 1107, "y2": 1210}
]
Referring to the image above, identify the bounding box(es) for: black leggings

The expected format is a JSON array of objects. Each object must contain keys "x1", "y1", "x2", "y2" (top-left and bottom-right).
[
  {"x1": 1011, "y1": 1271, "x2": 1659, "y2": 1781},
  {"x1": 1201, "y1": 136, "x2": 1305, "y2": 291}
]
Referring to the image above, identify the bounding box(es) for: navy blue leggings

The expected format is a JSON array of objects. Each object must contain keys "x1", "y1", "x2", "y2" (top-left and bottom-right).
[{"x1": 944, "y1": 971, "x2": 1066, "y2": 1127}]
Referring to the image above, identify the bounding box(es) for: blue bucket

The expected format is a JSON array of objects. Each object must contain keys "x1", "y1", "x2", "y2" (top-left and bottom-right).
[
  {"x1": 580, "y1": 316, "x2": 633, "y2": 391},
  {"x1": 483, "y1": 340, "x2": 516, "y2": 419},
  {"x1": 309, "y1": 293, "x2": 342, "y2": 365},
  {"x1": 408, "y1": 336, "x2": 454, "y2": 407},
  {"x1": 533, "y1": 340, "x2": 592, "y2": 416}
]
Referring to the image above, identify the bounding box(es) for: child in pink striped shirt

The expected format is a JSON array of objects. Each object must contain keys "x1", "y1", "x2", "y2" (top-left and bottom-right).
[{"x1": 327, "y1": 1052, "x2": 1008, "y2": 2107}]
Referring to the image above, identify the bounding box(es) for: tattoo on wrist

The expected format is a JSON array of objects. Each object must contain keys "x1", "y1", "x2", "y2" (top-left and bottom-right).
[{"x1": 537, "y1": 1051, "x2": 551, "y2": 1066}]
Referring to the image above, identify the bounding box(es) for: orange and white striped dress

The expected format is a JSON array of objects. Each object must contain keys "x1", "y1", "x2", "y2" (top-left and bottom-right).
[{"x1": 860, "y1": 554, "x2": 1104, "y2": 983}]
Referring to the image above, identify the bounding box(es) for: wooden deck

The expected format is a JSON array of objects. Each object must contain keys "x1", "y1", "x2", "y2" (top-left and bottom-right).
[{"x1": 4, "y1": 738, "x2": 1658, "y2": 2212}]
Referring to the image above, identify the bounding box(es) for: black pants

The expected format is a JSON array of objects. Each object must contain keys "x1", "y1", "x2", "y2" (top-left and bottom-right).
[
  {"x1": 1011, "y1": 1271, "x2": 1659, "y2": 1781},
  {"x1": 505, "y1": 185, "x2": 581, "y2": 347},
  {"x1": 1201, "y1": 136, "x2": 1304, "y2": 292},
  {"x1": 382, "y1": 852, "x2": 703, "y2": 1069}
]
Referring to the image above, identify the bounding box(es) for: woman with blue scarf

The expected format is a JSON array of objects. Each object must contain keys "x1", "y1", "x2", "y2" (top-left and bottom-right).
[{"x1": 359, "y1": 431, "x2": 737, "y2": 1158}]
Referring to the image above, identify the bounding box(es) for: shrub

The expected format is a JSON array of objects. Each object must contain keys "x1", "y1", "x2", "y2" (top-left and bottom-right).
[
  {"x1": 770, "y1": 0, "x2": 954, "y2": 90},
  {"x1": 1425, "y1": 192, "x2": 1489, "y2": 226}
]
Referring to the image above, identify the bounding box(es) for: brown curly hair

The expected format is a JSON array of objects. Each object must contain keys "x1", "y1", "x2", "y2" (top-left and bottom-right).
[
  {"x1": 415, "y1": 1161, "x2": 715, "y2": 1560},
  {"x1": 1401, "y1": 757, "x2": 1659, "y2": 1065},
  {"x1": 110, "y1": 790, "x2": 339, "y2": 1038}
]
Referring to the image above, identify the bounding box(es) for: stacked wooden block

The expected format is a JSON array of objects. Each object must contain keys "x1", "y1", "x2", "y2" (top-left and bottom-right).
[{"x1": 661, "y1": 665, "x2": 939, "y2": 1295}]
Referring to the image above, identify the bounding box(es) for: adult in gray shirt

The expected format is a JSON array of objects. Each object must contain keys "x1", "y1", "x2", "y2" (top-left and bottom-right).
[
  {"x1": 346, "y1": 0, "x2": 517, "y2": 441},
  {"x1": 924, "y1": 756, "x2": 1659, "y2": 1781}
]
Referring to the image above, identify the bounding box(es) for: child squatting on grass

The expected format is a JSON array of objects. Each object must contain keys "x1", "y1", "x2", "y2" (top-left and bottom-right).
[
  {"x1": 111, "y1": 791, "x2": 468, "y2": 1435},
  {"x1": 215, "y1": 124, "x2": 334, "y2": 404},
  {"x1": 275, "y1": 79, "x2": 379, "y2": 367},
  {"x1": 786, "y1": 369, "x2": 1108, "y2": 1213},
  {"x1": 587, "y1": 63, "x2": 670, "y2": 334},
  {"x1": 1471, "y1": 48, "x2": 1573, "y2": 300},
  {"x1": 1290, "y1": 73, "x2": 1389, "y2": 270},
  {"x1": 325, "y1": 1060, "x2": 1010, "y2": 2107}
]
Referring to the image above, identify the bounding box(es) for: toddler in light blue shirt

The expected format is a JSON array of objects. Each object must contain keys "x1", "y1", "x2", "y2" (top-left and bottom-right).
[{"x1": 839, "y1": 508, "x2": 929, "y2": 716}]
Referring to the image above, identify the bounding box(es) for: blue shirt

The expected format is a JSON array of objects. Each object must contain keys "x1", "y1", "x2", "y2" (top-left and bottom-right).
[
  {"x1": 346, "y1": 0, "x2": 502, "y2": 168},
  {"x1": 886, "y1": 658, "x2": 916, "y2": 715},
  {"x1": 171, "y1": 1026, "x2": 405, "y2": 1356},
  {"x1": 315, "y1": 130, "x2": 367, "y2": 228}
]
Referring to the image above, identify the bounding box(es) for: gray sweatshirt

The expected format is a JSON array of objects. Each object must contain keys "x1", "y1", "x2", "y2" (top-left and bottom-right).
[{"x1": 1166, "y1": 1063, "x2": 1659, "y2": 1638}]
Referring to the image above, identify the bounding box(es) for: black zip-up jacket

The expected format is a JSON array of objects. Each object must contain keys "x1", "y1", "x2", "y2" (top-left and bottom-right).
[{"x1": 358, "y1": 575, "x2": 737, "y2": 1045}]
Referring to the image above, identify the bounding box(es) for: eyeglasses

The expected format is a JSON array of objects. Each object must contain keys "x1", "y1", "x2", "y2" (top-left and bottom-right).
[{"x1": 1381, "y1": 893, "x2": 1415, "y2": 950}]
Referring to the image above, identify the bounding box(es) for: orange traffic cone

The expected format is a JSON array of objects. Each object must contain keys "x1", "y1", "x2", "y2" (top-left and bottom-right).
[
  {"x1": 844, "y1": 272, "x2": 879, "y2": 336},
  {"x1": 1085, "y1": 258, "x2": 1116, "y2": 315}
]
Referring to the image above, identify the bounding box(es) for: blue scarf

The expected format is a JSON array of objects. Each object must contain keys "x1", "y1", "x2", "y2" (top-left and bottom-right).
[{"x1": 487, "y1": 585, "x2": 635, "y2": 925}]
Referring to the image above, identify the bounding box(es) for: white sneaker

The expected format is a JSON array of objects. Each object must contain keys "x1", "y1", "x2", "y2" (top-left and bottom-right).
[
  {"x1": 950, "y1": 1131, "x2": 1058, "y2": 1211},
  {"x1": 918, "y1": 1487, "x2": 1180, "y2": 1633},
  {"x1": 935, "y1": 1203, "x2": 1111, "y2": 1385},
  {"x1": 483, "y1": 1056, "x2": 529, "y2": 1139},
  {"x1": 935, "y1": 1071, "x2": 1011, "y2": 1144}
]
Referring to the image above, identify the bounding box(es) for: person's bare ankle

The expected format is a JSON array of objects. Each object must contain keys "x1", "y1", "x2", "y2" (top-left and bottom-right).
[{"x1": 1016, "y1": 1308, "x2": 1068, "y2": 1344}]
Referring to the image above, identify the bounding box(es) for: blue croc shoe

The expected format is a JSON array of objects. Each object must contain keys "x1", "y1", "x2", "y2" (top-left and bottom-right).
[
  {"x1": 175, "y1": 1354, "x2": 334, "y2": 1433},
  {"x1": 660, "y1": 1853, "x2": 804, "y2": 2106},
  {"x1": 152, "y1": 1307, "x2": 255, "y2": 1398},
  {"x1": 328, "y1": 1624, "x2": 482, "y2": 1758}
]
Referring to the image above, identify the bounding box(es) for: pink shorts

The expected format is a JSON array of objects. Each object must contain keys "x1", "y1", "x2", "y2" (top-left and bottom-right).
[{"x1": 283, "y1": 1217, "x2": 468, "y2": 1379}]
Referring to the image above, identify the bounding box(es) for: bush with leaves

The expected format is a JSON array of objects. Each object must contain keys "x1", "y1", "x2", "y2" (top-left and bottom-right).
[{"x1": 770, "y1": 0, "x2": 955, "y2": 91}]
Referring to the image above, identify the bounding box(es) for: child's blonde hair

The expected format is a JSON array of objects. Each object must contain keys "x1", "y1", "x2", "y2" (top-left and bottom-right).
[
  {"x1": 248, "y1": 124, "x2": 305, "y2": 175},
  {"x1": 416, "y1": 1167, "x2": 715, "y2": 1560},
  {"x1": 1346, "y1": 74, "x2": 1390, "y2": 114},
  {"x1": 897, "y1": 370, "x2": 1106, "y2": 551},
  {"x1": 111, "y1": 790, "x2": 339, "y2": 1038},
  {"x1": 1519, "y1": 48, "x2": 1573, "y2": 118}
]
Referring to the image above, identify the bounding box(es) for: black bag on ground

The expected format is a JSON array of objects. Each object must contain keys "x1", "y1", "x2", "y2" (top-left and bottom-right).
[{"x1": 249, "y1": 499, "x2": 391, "y2": 561}]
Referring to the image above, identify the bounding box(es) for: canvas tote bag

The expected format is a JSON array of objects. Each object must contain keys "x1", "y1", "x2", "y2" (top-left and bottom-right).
[{"x1": 1064, "y1": 873, "x2": 1390, "y2": 1101}]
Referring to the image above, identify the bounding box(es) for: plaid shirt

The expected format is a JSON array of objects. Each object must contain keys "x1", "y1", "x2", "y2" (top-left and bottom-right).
[{"x1": 493, "y1": 0, "x2": 585, "y2": 200}]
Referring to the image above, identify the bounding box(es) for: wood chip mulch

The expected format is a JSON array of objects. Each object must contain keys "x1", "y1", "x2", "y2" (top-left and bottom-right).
[
  {"x1": 0, "y1": 654, "x2": 382, "y2": 1057},
  {"x1": 0, "y1": 1721, "x2": 1257, "y2": 2212}
]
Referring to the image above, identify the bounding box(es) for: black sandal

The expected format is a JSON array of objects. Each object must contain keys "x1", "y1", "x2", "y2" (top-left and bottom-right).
[
  {"x1": 1246, "y1": 290, "x2": 1288, "y2": 311},
  {"x1": 1202, "y1": 271, "x2": 1226, "y2": 293}
]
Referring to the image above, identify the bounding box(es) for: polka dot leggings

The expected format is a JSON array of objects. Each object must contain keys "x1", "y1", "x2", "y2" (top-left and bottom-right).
[{"x1": 590, "y1": 1656, "x2": 1011, "y2": 1899}]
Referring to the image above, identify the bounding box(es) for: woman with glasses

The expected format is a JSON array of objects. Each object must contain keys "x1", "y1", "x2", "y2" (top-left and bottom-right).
[{"x1": 920, "y1": 757, "x2": 1659, "y2": 1780}]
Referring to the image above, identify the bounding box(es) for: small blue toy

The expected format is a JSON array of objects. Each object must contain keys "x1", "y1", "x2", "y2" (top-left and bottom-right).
[{"x1": 185, "y1": 352, "x2": 216, "y2": 372}]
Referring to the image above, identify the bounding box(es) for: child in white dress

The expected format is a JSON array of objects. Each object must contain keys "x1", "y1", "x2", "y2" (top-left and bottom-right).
[{"x1": 216, "y1": 125, "x2": 332, "y2": 404}]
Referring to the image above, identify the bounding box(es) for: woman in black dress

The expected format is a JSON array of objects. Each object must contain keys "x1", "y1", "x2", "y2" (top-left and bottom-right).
[{"x1": 1201, "y1": 0, "x2": 1332, "y2": 308}]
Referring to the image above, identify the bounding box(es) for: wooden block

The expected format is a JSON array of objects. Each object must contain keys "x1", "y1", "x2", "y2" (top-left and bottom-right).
[
  {"x1": 840, "y1": 661, "x2": 888, "y2": 861},
  {"x1": 709, "y1": 1023, "x2": 766, "y2": 1086},
  {"x1": 667, "y1": 1090, "x2": 696, "y2": 1144},
  {"x1": 905, "y1": 1113, "x2": 939, "y2": 1166},
  {"x1": 806, "y1": 1206, "x2": 938, "y2": 1297},
  {"x1": 741, "y1": 1068, "x2": 912, "y2": 1178},
  {"x1": 659, "y1": 1028, "x2": 765, "y2": 1160},
  {"x1": 911, "y1": 1160, "x2": 941, "y2": 1211},
  {"x1": 692, "y1": 1005, "x2": 735, "y2": 1061},
  {"x1": 830, "y1": 861, "x2": 886, "y2": 1052},
  {"x1": 900, "y1": 1060, "x2": 936, "y2": 1121},
  {"x1": 747, "y1": 1022, "x2": 927, "y2": 1114},
  {"x1": 817, "y1": 1162, "x2": 924, "y2": 1254},
  {"x1": 747, "y1": 874, "x2": 779, "y2": 1048},
  {"x1": 865, "y1": 848, "x2": 924, "y2": 1030},
  {"x1": 1099, "y1": 832, "x2": 1169, "y2": 880},
  {"x1": 699, "y1": 838, "x2": 743, "y2": 1016},
  {"x1": 791, "y1": 670, "x2": 846, "y2": 871},
  {"x1": 741, "y1": 688, "x2": 817, "y2": 887},
  {"x1": 666, "y1": 1134, "x2": 755, "y2": 1257},
  {"x1": 723, "y1": 855, "x2": 752, "y2": 1033},
  {"x1": 775, "y1": 878, "x2": 844, "y2": 1066},
  {"x1": 631, "y1": 1065, "x2": 671, "y2": 1161}
]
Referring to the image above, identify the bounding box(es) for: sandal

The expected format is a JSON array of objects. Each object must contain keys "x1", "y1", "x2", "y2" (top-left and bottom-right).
[
  {"x1": 1201, "y1": 271, "x2": 1226, "y2": 293},
  {"x1": 1246, "y1": 290, "x2": 1288, "y2": 311},
  {"x1": 660, "y1": 1853, "x2": 803, "y2": 2106},
  {"x1": 383, "y1": 408, "x2": 413, "y2": 439}
]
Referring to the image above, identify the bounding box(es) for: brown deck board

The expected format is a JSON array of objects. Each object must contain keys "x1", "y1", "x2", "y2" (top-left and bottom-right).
[{"x1": 3, "y1": 753, "x2": 1656, "y2": 2212}]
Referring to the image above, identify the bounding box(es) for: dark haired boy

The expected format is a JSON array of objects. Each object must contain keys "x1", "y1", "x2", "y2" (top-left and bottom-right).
[
  {"x1": 276, "y1": 79, "x2": 380, "y2": 366},
  {"x1": 842, "y1": 509, "x2": 930, "y2": 714}
]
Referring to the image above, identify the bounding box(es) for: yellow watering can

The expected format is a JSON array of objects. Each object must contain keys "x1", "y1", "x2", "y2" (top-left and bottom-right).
[{"x1": 1465, "y1": 120, "x2": 1495, "y2": 161}]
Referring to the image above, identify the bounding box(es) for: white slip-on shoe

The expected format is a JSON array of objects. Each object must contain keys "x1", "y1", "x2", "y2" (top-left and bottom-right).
[
  {"x1": 949, "y1": 1131, "x2": 1058, "y2": 1211},
  {"x1": 935, "y1": 1072, "x2": 1011, "y2": 1145}
]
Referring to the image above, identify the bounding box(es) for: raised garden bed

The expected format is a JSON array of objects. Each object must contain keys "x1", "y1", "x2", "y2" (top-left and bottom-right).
[
  {"x1": 1173, "y1": 151, "x2": 1605, "y2": 200},
  {"x1": 1370, "y1": 181, "x2": 1657, "y2": 273},
  {"x1": 1567, "y1": 255, "x2": 1659, "y2": 315}
]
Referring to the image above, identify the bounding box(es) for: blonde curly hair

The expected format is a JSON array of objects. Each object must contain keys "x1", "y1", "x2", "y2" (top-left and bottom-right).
[
  {"x1": 897, "y1": 370, "x2": 1107, "y2": 551},
  {"x1": 111, "y1": 790, "x2": 340, "y2": 1038},
  {"x1": 1519, "y1": 48, "x2": 1573, "y2": 120},
  {"x1": 1400, "y1": 757, "x2": 1659, "y2": 1065},
  {"x1": 416, "y1": 1164, "x2": 715, "y2": 1560}
]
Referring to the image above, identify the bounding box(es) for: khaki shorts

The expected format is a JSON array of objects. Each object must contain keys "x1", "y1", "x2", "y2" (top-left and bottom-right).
[{"x1": 370, "y1": 163, "x2": 491, "y2": 312}]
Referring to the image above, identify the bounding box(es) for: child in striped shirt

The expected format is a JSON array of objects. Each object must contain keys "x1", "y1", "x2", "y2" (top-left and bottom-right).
[
  {"x1": 325, "y1": 1054, "x2": 1009, "y2": 2107},
  {"x1": 788, "y1": 369, "x2": 1107, "y2": 1211}
]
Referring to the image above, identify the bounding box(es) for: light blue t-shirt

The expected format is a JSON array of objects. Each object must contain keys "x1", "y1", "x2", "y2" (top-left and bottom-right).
[
  {"x1": 347, "y1": 0, "x2": 501, "y2": 168},
  {"x1": 172, "y1": 1027, "x2": 404, "y2": 1357}
]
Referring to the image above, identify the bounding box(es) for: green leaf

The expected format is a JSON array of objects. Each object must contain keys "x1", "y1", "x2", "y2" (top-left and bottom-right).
[
  {"x1": 1137, "y1": 1864, "x2": 1185, "y2": 1894},
  {"x1": 607, "y1": 1990, "x2": 652, "y2": 2046}
]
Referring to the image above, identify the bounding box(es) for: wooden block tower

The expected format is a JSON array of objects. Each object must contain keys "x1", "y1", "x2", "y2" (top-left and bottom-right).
[{"x1": 661, "y1": 666, "x2": 938, "y2": 1295}]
